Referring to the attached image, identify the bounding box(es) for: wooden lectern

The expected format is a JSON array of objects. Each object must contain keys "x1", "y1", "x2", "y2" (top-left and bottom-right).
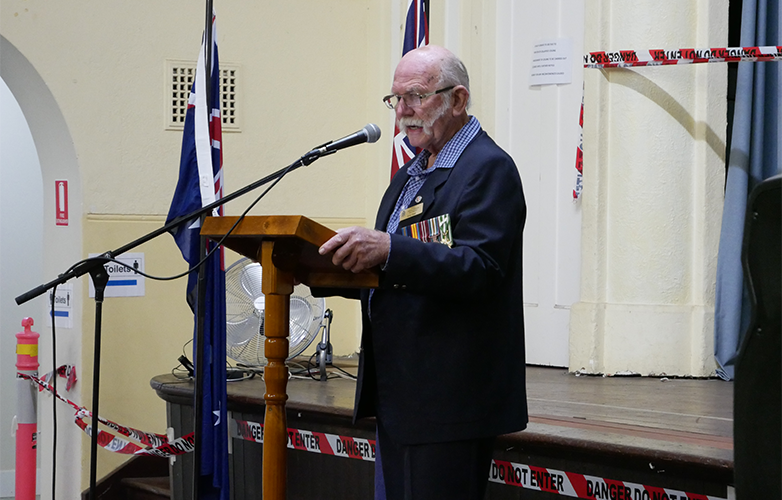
[{"x1": 201, "y1": 215, "x2": 378, "y2": 500}]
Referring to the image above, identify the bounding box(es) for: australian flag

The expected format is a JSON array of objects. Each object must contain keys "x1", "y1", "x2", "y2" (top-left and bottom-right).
[
  {"x1": 165, "y1": 12, "x2": 228, "y2": 500},
  {"x1": 390, "y1": 0, "x2": 429, "y2": 178}
]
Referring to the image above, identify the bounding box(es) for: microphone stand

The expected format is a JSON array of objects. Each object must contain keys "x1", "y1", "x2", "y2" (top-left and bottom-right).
[
  {"x1": 316, "y1": 309, "x2": 334, "y2": 381},
  {"x1": 15, "y1": 147, "x2": 334, "y2": 500}
]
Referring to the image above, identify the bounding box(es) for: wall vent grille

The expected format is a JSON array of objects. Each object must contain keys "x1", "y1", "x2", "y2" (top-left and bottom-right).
[{"x1": 167, "y1": 60, "x2": 240, "y2": 132}]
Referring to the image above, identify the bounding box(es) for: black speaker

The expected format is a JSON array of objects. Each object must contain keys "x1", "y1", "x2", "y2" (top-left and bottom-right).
[{"x1": 734, "y1": 174, "x2": 781, "y2": 499}]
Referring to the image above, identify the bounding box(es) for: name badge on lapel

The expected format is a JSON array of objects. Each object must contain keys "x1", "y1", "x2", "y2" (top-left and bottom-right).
[{"x1": 400, "y1": 203, "x2": 423, "y2": 221}]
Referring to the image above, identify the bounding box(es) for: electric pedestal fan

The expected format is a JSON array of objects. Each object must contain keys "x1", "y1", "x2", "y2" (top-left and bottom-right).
[{"x1": 225, "y1": 257, "x2": 326, "y2": 368}]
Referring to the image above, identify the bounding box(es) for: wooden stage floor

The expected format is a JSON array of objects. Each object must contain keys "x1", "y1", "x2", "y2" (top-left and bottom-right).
[
  {"x1": 523, "y1": 366, "x2": 733, "y2": 469},
  {"x1": 153, "y1": 362, "x2": 734, "y2": 499}
]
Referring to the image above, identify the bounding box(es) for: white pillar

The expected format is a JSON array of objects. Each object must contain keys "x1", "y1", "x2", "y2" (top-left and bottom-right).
[{"x1": 569, "y1": 0, "x2": 728, "y2": 376}]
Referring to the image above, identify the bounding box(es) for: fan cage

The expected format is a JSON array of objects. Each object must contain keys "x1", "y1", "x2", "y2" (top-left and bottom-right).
[{"x1": 225, "y1": 258, "x2": 325, "y2": 367}]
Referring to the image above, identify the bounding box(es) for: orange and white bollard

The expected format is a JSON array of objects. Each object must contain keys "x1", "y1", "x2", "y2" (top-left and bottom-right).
[{"x1": 15, "y1": 317, "x2": 39, "y2": 500}]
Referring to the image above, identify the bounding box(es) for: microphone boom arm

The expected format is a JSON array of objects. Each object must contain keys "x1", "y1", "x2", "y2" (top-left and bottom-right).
[{"x1": 15, "y1": 135, "x2": 353, "y2": 305}]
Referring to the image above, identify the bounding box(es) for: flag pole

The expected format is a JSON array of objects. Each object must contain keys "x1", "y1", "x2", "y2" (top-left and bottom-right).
[
  {"x1": 203, "y1": 1, "x2": 213, "y2": 104},
  {"x1": 425, "y1": 0, "x2": 430, "y2": 35},
  {"x1": 193, "y1": 1, "x2": 214, "y2": 498}
]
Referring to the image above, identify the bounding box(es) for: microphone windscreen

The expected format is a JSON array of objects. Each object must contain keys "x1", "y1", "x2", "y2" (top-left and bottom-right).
[{"x1": 364, "y1": 124, "x2": 382, "y2": 143}]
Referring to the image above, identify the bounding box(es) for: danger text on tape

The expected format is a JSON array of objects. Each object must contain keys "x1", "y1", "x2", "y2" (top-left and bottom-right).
[
  {"x1": 489, "y1": 459, "x2": 726, "y2": 500},
  {"x1": 584, "y1": 45, "x2": 782, "y2": 69}
]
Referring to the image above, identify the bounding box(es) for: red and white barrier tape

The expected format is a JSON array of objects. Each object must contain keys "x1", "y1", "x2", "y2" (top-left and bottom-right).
[
  {"x1": 573, "y1": 44, "x2": 782, "y2": 199},
  {"x1": 489, "y1": 459, "x2": 727, "y2": 500},
  {"x1": 20, "y1": 371, "x2": 377, "y2": 460},
  {"x1": 584, "y1": 45, "x2": 782, "y2": 69},
  {"x1": 233, "y1": 419, "x2": 725, "y2": 499},
  {"x1": 37, "y1": 364, "x2": 78, "y2": 392},
  {"x1": 231, "y1": 417, "x2": 376, "y2": 462},
  {"x1": 573, "y1": 82, "x2": 585, "y2": 200},
  {"x1": 72, "y1": 413, "x2": 195, "y2": 457},
  {"x1": 18, "y1": 370, "x2": 188, "y2": 456}
]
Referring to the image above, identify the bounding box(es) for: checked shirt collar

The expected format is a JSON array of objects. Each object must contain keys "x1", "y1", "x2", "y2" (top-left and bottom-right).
[{"x1": 386, "y1": 116, "x2": 481, "y2": 234}]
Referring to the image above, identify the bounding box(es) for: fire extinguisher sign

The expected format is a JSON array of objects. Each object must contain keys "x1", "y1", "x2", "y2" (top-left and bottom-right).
[{"x1": 55, "y1": 180, "x2": 69, "y2": 226}]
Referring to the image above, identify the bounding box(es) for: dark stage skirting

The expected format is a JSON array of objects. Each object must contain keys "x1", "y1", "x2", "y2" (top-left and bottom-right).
[{"x1": 152, "y1": 363, "x2": 733, "y2": 500}]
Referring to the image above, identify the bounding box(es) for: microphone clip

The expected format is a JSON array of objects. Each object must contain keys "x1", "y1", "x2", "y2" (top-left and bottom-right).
[{"x1": 300, "y1": 147, "x2": 337, "y2": 166}]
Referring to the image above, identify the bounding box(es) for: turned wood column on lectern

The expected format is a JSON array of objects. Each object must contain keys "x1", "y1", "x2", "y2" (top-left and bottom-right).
[
  {"x1": 259, "y1": 239, "x2": 292, "y2": 498},
  {"x1": 201, "y1": 215, "x2": 377, "y2": 500}
]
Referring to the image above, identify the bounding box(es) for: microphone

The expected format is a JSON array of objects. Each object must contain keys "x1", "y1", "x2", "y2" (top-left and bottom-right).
[{"x1": 307, "y1": 124, "x2": 381, "y2": 157}]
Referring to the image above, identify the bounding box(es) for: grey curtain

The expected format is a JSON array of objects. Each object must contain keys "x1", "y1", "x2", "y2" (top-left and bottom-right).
[{"x1": 714, "y1": 0, "x2": 781, "y2": 380}]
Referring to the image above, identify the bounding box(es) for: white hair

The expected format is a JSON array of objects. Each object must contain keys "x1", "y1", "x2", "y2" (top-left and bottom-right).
[{"x1": 437, "y1": 52, "x2": 471, "y2": 110}]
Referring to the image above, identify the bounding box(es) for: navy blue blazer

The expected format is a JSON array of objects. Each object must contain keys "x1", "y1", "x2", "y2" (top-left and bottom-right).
[{"x1": 355, "y1": 129, "x2": 528, "y2": 445}]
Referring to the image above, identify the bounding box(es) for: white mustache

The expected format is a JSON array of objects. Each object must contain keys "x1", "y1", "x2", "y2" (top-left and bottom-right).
[
  {"x1": 398, "y1": 118, "x2": 424, "y2": 128},
  {"x1": 398, "y1": 118, "x2": 428, "y2": 136}
]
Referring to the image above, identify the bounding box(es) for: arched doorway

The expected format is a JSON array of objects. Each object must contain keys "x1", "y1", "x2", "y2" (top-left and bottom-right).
[{"x1": 1, "y1": 35, "x2": 83, "y2": 500}]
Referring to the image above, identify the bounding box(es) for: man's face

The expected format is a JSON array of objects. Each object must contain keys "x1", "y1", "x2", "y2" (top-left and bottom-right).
[{"x1": 391, "y1": 57, "x2": 453, "y2": 155}]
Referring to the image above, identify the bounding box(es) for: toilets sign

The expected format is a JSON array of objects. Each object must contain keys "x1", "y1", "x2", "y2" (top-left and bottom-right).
[
  {"x1": 48, "y1": 283, "x2": 74, "y2": 328},
  {"x1": 88, "y1": 253, "x2": 145, "y2": 298}
]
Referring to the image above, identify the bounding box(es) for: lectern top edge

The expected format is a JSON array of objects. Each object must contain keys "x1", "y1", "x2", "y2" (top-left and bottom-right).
[
  {"x1": 200, "y1": 215, "x2": 379, "y2": 288},
  {"x1": 201, "y1": 215, "x2": 336, "y2": 248}
]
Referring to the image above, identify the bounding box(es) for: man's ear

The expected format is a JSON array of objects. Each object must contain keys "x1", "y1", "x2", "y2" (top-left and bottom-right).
[{"x1": 451, "y1": 86, "x2": 470, "y2": 115}]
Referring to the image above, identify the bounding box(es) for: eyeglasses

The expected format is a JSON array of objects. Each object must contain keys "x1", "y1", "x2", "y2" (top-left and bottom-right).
[{"x1": 382, "y1": 86, "x2": 455, "y2": 110}]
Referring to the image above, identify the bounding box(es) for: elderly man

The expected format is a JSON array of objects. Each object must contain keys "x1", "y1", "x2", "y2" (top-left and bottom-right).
[{"x1": 319, "y1": 45, "x2": 527, "y2": 499}]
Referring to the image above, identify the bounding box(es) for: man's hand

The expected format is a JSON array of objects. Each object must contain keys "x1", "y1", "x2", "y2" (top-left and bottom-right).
[{"x1": 319, "y1": 226, "x2": 390, "y2": 273}]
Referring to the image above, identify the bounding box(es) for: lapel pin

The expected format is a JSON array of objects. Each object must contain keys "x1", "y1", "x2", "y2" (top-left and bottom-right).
[{"x1": 414, "y1": 195, "x2": 422, "y2": 204}]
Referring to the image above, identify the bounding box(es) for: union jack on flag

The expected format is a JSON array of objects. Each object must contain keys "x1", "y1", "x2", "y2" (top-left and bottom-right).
[
  {"x1": 165, "y1": 11, "x2": 229, "y2": 500},
  {"x1": 390, "y1": 0, "x2": 429, "y2": 179}
]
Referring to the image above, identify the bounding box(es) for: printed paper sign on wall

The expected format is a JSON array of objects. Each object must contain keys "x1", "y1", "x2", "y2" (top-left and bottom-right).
[{"x1": 88, "y1": 253, "x2": 145, "y2": 298}]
